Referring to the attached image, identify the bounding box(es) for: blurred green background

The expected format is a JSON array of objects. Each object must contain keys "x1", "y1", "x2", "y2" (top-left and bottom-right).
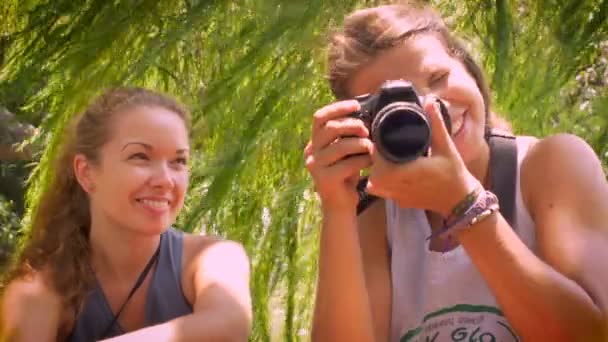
[{"x1": 0, "y1": 0, "x2": 606, "y2": 340}]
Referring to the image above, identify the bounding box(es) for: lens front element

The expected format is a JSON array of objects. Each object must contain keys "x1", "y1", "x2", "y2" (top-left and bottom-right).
[{"x1": 372, "y1": 102, "x2": 431, "y2": 163}]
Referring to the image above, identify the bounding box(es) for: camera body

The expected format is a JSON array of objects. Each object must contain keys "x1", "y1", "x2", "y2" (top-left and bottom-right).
[{"x1": 351, "y1": 79, "x2": 451, "y2": 163}]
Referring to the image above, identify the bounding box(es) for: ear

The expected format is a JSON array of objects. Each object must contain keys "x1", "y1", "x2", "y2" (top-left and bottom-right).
[{"x1": 73, "y1": 154, "x2": 96, "y2": 194}]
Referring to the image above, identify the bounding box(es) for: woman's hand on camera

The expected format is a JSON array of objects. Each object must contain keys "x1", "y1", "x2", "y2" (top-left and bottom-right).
[
  {"x1": 304, "y1": 100, "x2": 373, "y2": 213},
  {"x1": 365, "y1": 97, "x2": 481, "y2": 217}
]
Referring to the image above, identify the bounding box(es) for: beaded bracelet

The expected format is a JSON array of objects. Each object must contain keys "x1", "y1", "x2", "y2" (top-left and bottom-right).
[
  {"x1": 444, "y1": 186, "x2": 483, "y2": 223},
  {"x1": 427, "y1": 190, "x2": 500, "y2": 242}
]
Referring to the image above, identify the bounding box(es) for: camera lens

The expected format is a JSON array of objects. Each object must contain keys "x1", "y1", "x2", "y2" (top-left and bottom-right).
[{"x1": 372, "y1": 102, "x2": 431, "y2": 163}]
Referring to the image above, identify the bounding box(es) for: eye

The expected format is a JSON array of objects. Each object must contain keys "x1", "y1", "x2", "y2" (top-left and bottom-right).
[
  {"x1": 129, "y1": 152, "x2": 149, "y2": 160},
  {"x1": 174, "y1": 157, "x2": 189, "y2": 165},
  {"x1": 170, "y1": 157, "x2": 189, "y2": 169},
  {"x1": 429, "y1": 72, "x2": 449, "y2": 87}
]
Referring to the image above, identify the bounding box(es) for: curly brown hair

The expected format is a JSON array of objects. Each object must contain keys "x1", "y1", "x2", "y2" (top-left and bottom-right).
[
  {"x1": 1, "y1": 87, "x2": 191, "y2": 314},
  {"x1": 327, "y1": 1, "x2": 511, "y2": 133}
]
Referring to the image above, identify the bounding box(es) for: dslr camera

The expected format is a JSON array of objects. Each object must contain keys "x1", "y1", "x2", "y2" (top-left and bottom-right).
[{"x1": 351, "y1": 80, "x2": 451, "y2": 163}]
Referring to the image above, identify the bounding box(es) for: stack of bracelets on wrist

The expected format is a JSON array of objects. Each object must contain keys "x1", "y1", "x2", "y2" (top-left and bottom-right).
[{"x1": 427, "y1": 186, "x2": 500, "y2": 243}]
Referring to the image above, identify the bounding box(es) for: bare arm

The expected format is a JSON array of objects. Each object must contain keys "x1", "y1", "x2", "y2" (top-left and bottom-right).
[
  {"x1": 103, "y1": 240, "x2": 252, "y2": 342},
  {"x1": 457, "y1": 134, "x2": 608, "y2": 341},
  {"x1": 0, "y1": 275, "x2": 63, "y2": 342},
  {"x1": 304, "y1": 100, "x2": 391, "y2": 341},
  {"x1": 359, "y1": 200, "x2": 392, "y2": 342},
  {"x1": 312, "y1": 199, "x2": 392, "y2": 342}
]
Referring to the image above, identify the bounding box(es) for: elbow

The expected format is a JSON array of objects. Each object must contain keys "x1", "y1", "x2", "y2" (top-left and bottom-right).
[
  {"x1": 179, "y1": 308, "x2": 251, "y2": 342},
  {"x1": 226, "y1": 301, "x2": 253, "y2": 341},
  {"x1": 212, "y1": 309, "x2": 252, "y2": 342},
  {"x1": 223, "y1": 316, "x2": 251, "y2": 342}
]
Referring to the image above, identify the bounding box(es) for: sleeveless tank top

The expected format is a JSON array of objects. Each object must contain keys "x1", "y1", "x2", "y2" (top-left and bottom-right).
[
  {"x1": 387, "y1": 136, "x2": 537, "y2": 342},
  {"x1": 68, "y1": 227, "x2": 193, "y2": 341}
]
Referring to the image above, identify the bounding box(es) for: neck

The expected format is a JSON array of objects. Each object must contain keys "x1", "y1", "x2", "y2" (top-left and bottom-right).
[
  {"x1": 89, "y1": 214, "x2": 161, "y2": 282},
  {"x1": 466, "y1": 139, "x2": 491, "y2": 188}
]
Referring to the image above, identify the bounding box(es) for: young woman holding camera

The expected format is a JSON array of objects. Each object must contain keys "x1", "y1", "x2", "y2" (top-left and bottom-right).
[
  {"x1": 304, "y1": 2, "x2": 608, "y2": 341},
  {"x1": 1, "y1": 87, "x2": 252, "y2": 341}
]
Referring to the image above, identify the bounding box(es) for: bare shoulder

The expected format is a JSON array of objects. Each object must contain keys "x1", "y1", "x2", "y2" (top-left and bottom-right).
[
  {"x1": 182, "y1": 233, "x2": 249, "y2": 270},
  {"x1": 182, "y1": 232, "x2": 219, "y2": 267},
  {"x1": 1, "y1": 272, "x2": 64, "y2": 341},
  {"x1": 521, "y1": 134, "x2": 608, "y2": 228},
  {"x1": 181, "y1": 232, "x2": 250, "y2": 303},
  {"x1": 521, "y1": 133, "x2": 599, "y2": 167},
  {"x1": 518, "y1": 136, "x2": 608, "y2": 321},
  {"x1": 521, "y1": 134, "x2": 605, "y2": 198},
  {"x1": 2, "y1": 271, "x2": 61, "y2": 315}
]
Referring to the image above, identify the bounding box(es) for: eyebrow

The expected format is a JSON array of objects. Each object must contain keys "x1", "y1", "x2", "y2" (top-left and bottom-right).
[
  {"x1": 122, "y1": 142, "x2": 152, "y2": 151},
  {"x1": 121, "y1": 142, "x2": 190, "y2": 154}
]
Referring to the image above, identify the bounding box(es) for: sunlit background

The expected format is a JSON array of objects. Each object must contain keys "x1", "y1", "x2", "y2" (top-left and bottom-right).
[{"x1": 1, "y1": 1, "x2": 606, "y2": 340}]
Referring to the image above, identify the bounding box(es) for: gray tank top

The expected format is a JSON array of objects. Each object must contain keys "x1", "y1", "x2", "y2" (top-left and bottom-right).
[
  {"x1": 386, "y1": 136, "x2": 538, "y2": 342},
  {"x1": 68, "y1": 228, "x2": 193, "y2": 341}
]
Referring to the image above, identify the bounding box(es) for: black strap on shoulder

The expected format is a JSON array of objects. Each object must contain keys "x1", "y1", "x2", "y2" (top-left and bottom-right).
[
  {"x1": 487, "y1": 131, "x2": 518, "y2": 227},
  {"x1": 356, "y1": 131, "x2": 519, "y2": 224},
  {"x1": 99, "y1": 236, "x2": 162, "y2": 338}
]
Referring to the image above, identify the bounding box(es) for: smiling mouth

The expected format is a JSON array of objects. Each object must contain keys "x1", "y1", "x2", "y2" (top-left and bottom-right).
[
  {"x1": 451, "y1": 111, "x2": 467, "y2": 136},
  {"x1": 137, "y1": 199, "x2": 170, "y2": 209}
]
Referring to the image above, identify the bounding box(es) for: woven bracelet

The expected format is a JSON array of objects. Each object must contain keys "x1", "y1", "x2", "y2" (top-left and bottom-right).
[
  {"x1": 427, "y1": 190, "x2": 500, "y2": 241},
  {"x1": 445, "y1": 186, "x2": 483, "y2": 222}
]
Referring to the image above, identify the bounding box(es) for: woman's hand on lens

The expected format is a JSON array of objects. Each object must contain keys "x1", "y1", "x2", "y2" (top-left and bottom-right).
[
  {"x1": 365, "y1": 97, "x2": 480, "y2": 217},
  {"x1": 304, "y1": 100, "x2": 373, "y2": 213}
]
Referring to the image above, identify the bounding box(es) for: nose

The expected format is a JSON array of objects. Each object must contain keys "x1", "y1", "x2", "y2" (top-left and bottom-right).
[{"x1": 149, "y1": 162, "x2": 175, "y2": 190}]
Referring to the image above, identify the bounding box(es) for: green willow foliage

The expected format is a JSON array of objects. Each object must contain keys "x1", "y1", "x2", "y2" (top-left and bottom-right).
[{"x1": 1, "y1": 0, "x2": 606, "y2": 341}]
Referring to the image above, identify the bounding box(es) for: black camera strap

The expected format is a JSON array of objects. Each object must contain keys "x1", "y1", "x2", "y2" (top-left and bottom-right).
[
  {"x1": 487, "y1": 131, "x2": 518, "y2": 227},
  {"x1": 99, "y1": 236, "x2": 162, "y2": 338},
  {"x1": 356, "y1": 131, "x2": 518, "y2": 227}
]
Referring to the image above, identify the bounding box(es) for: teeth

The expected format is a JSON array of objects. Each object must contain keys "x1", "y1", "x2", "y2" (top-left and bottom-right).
[{"x1": 141, "y1": 199, "x2": 169, "y2": 209}]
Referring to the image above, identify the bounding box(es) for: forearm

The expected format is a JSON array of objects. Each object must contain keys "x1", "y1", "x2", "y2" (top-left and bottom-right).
[
  {"x1": 312, "y1": 209, "x2": 375, "y2": 342},
  {"x1": 101, "y1": 309, "x2": 250, "y2": 342},
  {"x1": 458, "y1": 213, "x2": 606, "y2": 341}
]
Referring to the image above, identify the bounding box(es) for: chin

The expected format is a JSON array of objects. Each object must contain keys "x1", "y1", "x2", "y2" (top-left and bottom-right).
[
  {"x1": 132, "y1": 218, "x2": 174, "y2": 236},
  {"x1": 151, "y1": 220, "x2": 174, "y2": 233}
]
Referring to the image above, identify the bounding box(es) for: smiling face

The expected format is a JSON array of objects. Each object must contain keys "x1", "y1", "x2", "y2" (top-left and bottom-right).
[
  {"x1": 81, "y1": 105, "x2": 190, "y2": 236},
  {"x1": 348, "y1": 34, "x2": 487, "y2": 164}
]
